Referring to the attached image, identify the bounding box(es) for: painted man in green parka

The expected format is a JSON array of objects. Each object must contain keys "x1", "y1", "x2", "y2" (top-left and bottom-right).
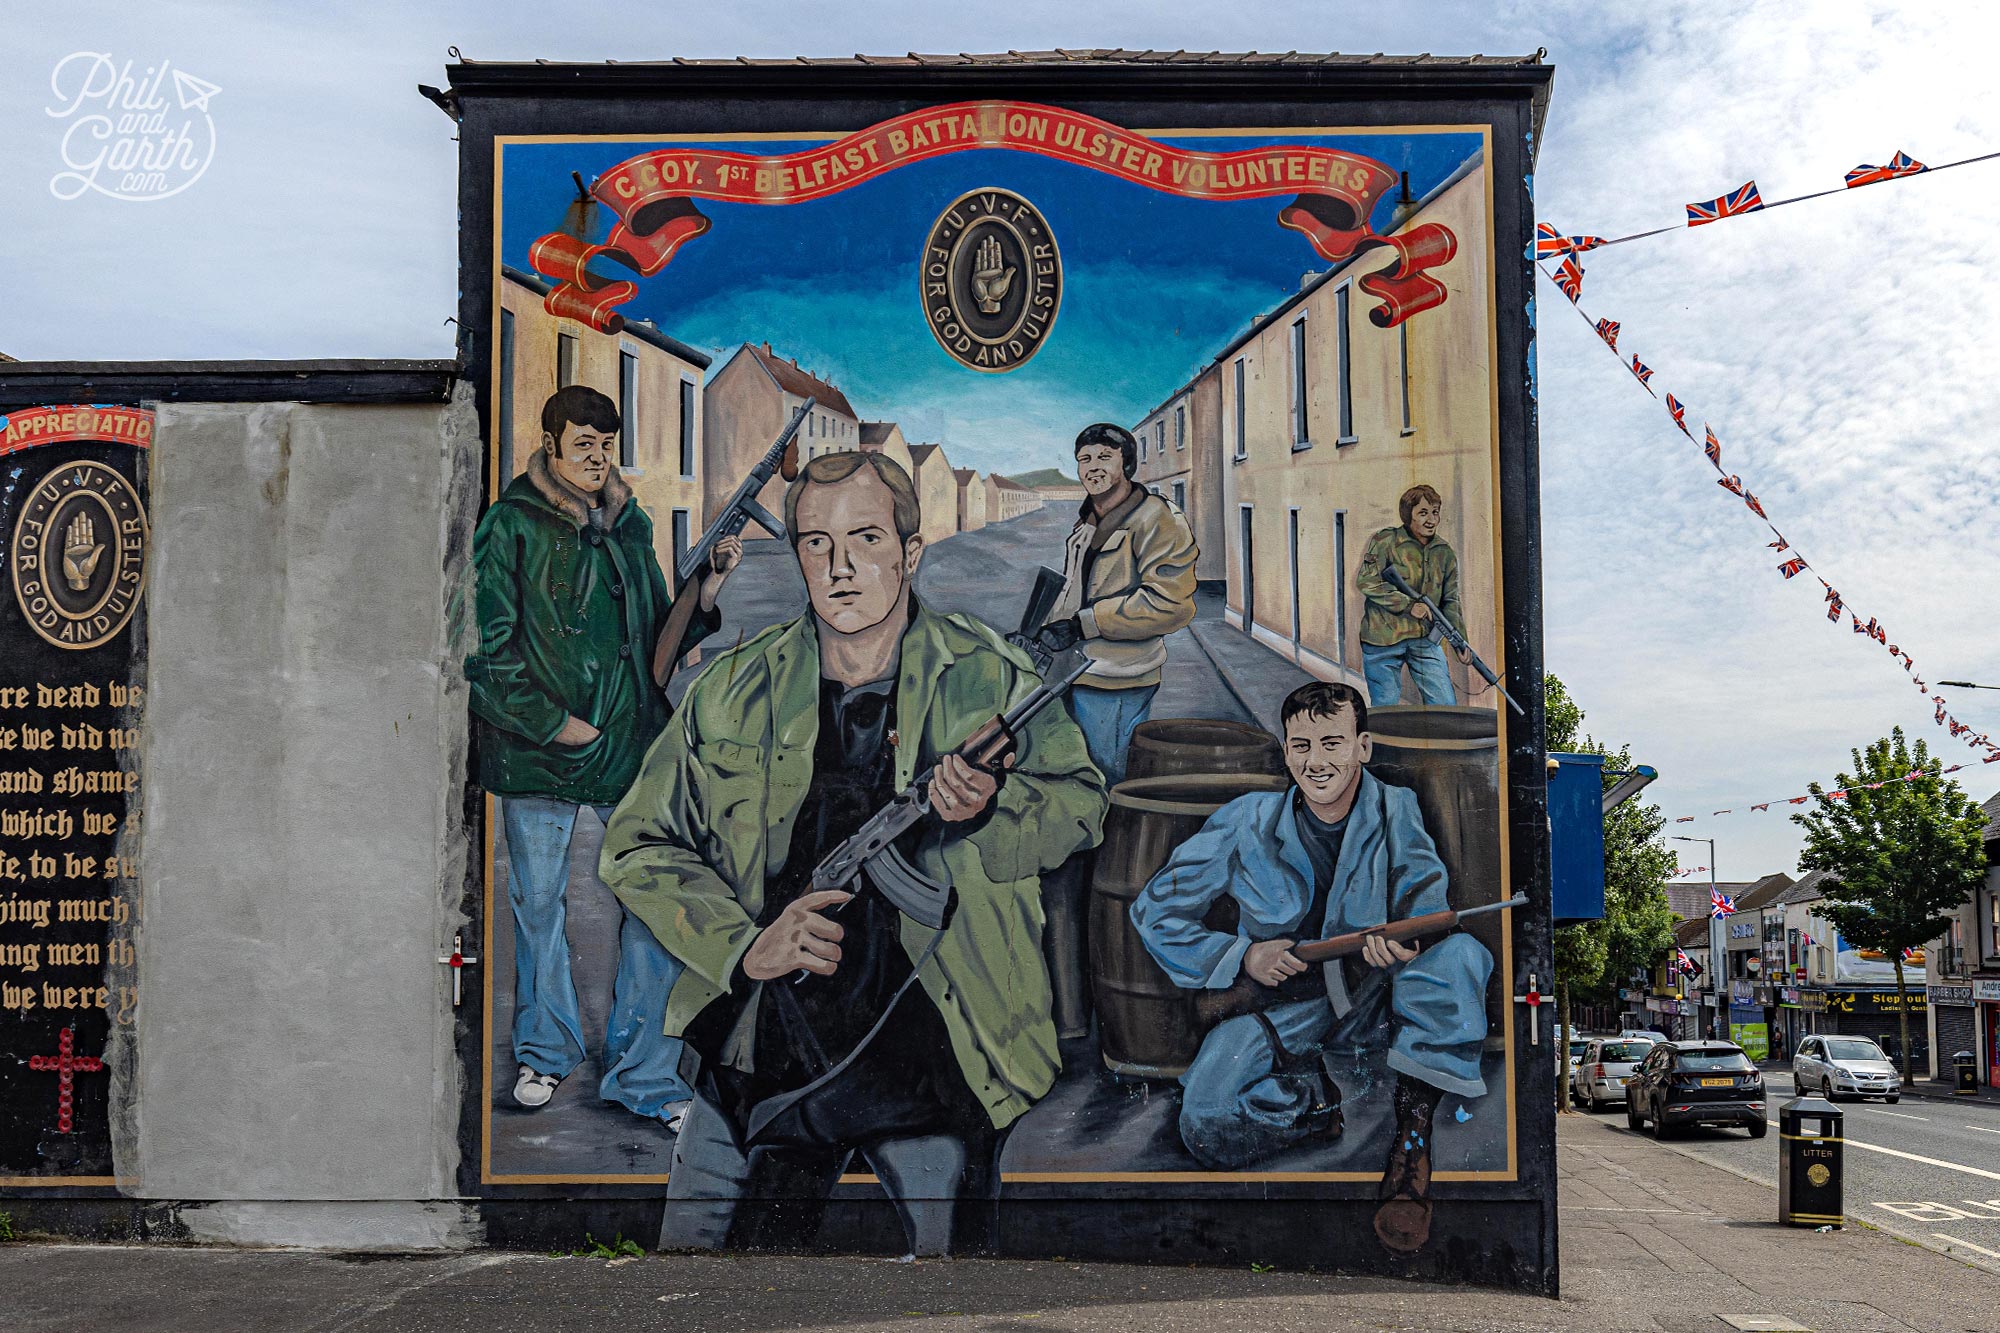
[
  {"x1": 601, "y1": 450, "x2": 1107, "y2": 1255},
  {"x1": 468, "y1": 385, "x2": 737, "y2": 1124}
]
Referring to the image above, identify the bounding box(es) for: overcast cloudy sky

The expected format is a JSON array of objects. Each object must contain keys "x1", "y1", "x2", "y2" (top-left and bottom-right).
[{"x1": 4, "y1": 2, "x2": 1997, "y2": 878}]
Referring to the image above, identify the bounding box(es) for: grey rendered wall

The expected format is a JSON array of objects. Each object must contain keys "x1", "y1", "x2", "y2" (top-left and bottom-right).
[{"x1": 130, "y1": 389, "x2": 478, "y2": 1203}]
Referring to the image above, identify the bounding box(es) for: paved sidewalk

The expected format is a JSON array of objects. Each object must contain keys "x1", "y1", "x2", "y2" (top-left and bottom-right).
[
  {"x1": 1903, "y1": 1075, "x2": 2000, "y2": 1107},
  {"x1": 6, "y1": 1115, "x2": 1997, "y2": 1331}
]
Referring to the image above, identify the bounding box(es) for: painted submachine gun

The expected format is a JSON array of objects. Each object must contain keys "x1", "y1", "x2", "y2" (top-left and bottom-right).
[
  {"x1": 1191, "y1": 893, "x2": 1529, "y2": 1028},
  {"x1": 649, "y1": 396, "x2": 812, "y2": 684},
  {"x1": 807, "y1": 656, "x2": 1092, "y2": 934},
  {"x1": 1003, "y1": 565, "x2": 1069, "y2": 675},
  {"x1": 1379, "y1": 563, "x2": 1525, "y2": 717}
]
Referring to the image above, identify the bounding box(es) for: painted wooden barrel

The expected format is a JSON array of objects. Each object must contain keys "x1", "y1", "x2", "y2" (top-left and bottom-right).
[
  {"x1": 1123, "y1": 718, "x2": 1285, "y2": 782},
  {"x1": 1363, "y1": 705, "x2": 1507, "y2": 1031},
  {"x1": 1090, "y1": 771, "x2": 1291, "y2": 1078}
]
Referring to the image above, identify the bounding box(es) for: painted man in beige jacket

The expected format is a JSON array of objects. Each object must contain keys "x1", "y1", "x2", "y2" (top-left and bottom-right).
[{"x1": 1027, "y1": 423, "x2": 1199, "y2": 784}]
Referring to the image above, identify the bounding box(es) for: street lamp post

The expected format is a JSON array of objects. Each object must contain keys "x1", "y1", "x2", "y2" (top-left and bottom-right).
[{"x1": 1671, "y1": 835, "x2": 1727, "y2": 1043}]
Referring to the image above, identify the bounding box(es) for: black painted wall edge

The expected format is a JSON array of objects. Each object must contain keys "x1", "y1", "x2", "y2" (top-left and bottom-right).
[{"x1": 0, "y1": 360, "x2": 461, "y2": 408}]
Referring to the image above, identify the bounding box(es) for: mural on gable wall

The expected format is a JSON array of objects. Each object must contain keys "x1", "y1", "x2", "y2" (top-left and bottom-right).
[{"x1": 467, "y1": 95, "x2": 1538, "y2": 1265}]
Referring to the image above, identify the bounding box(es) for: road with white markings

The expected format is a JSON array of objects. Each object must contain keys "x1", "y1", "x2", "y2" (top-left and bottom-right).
[{"x1": 1581, "y1": 1067, "x2": 2000, "y2": 1273}]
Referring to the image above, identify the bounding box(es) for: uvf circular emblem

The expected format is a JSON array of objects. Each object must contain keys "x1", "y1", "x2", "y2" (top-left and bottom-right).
[
  {"x1": 921, "y1": 187, "x2": 1062, "y2": 373},
  {"x1": 10, "y1": 461, "x2": 149, "y2": 650}
]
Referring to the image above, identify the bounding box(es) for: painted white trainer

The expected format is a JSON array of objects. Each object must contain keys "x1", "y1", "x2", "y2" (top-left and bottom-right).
[{"x1": 513, "y1": 1064, "x2": 560, "y2": 1109}]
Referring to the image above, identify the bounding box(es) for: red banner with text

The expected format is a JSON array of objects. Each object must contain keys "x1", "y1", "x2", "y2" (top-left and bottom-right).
[
  {"x1": 1, "y1": 405, "x2": 153, "y2": 459},
  {"x1": 527, "y1": 100, "x2": 1457, "y2": 334}
]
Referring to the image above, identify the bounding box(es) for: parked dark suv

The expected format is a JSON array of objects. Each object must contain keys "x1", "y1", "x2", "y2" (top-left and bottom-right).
[{"x1": 1624, "y1": 1040, "x2": 1767, "y2": 1138}]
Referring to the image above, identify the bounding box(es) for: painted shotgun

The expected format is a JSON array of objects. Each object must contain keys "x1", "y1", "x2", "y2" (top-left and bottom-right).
[{"x1": 1191, "y1": 893, "x2": 1528, "y2": 1027}]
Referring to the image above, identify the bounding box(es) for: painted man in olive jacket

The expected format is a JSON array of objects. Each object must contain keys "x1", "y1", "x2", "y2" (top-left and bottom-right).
[
  {"x1": 601, "y1": 452, "x2": 1106, "y2": 1255},
  {"x1": 468, "y1": 385, "x2": 738, "y2": 1122},
  {"x1": 1353, "y1": 483, "x2": 1470, "y2": 708}
]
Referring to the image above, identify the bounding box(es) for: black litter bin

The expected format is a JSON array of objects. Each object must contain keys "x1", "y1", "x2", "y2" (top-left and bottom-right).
[
  {"x1": 1779, "y1": 1095, "x2": 1843, "y2": 1227},
  {"x1": 1955, "y1": 1050, "x2": 1978, "y2": 1096}
]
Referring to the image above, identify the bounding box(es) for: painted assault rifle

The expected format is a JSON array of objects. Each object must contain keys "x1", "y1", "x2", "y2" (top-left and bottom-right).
[
  {"x1": 649, "y1": 397, "x2": 812, "y2": 685},
  {"x1": 1379, "y1": 564, "x2": 1525, "y2": 716},
  {"x1": 1190, "y1": 893, "x2": 1529, "y2": 1027},
  {"x1": 807, "y1": 657, "x2": 1092, "y2": 934}
]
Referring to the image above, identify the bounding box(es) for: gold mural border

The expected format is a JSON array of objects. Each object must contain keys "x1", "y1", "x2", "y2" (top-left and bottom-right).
[{"x1": 482, "y1": 118, "x2": 1516, "y2": 1188}]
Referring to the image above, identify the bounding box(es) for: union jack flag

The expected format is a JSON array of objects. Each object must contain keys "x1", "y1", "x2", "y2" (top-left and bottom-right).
[
  {"x1": 1865, "y1": 617, "x2": 1886, "y2": 643},
  {"x1": 1845, "y1": 151, "x2": 1927, "y2": 188},
  {"x1": 1629, "y1": 355, "x2": 1654, "y2": 386},
  {"x1": 1824, "y1": 586, "x2": 1843, "y2": 621},
  {"x1": 1531, "y1": 222, "x2": 1608, "y2": 260},
  {"x1": 1595, "y1": 318, "x2": 1620, "y2": 351},
  {"x1": 1768, "y1": 536, "x2": 1789, "y2": 552},
  {"x1": 1674, "y1": 815, "x2": 1694, "y2": 823},
  {"x1": 1675, "y1": 948, "x2": 1699, "y2": 976},
  {"x1": 1554, "y1": 254, "x2": 1585, "y2": 301},
  {"x1": 1987, "y1": 751, "x2": 2000, "y2": 764},
  {"x1": 1788, "y1": 796, "x2": 1808, "y2": 805},
  {"x1": 1687, "y1": 180, "x2": 1765, "y2": 226},
  {"x1": 1829, "y1": 790, "x2": 1848, "y2": 800},
  {"x1": 1901, "y1": 946, "x2": 1919, "y2": 962},
  {"x1": 1851, "y1": 613, "x2": 1866, "y2": 633},
  {"x1": 1717, "y1": 474, "x2": 1745, "y2": 497},
  {"x1": 1936, "y1": 698, "x2": 1949, "y2": 724},
  {"x1": 1778, "y1": 557, "x2": 1808, "y2": 579},
  {"x1": 1743, "y1": 491, "x2": 1767, "y2": 519},
  {"x1": 1750, "y1": 802, "x2": 1771, "y2": 812},
  {"x1": 1713, "y1": 809, "x2": 1733, "y2": 816},
  {"x1": 1799, "y1": 929, "x2": 1817, "y2": 949},
  {"x1": 1711, "y1": 889, "x2": 1738, "y2": 918},
  {"x1": 1665, "y1": 393, "x2": 1693, "y2": 437},
  {"x1": 1703, "y1": 426, "x2": 1722, "y2": 468}
]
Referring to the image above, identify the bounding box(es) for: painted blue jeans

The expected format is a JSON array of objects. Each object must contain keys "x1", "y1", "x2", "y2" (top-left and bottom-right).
[
  {"x1": 1067, "y1": 683, "x2": 1158, "y2": 787},
  {"x1": 501, "y1": 795, "x2": 692, "y2": 1116},
  {"x1": 1178, "y1": 932, "x2": 1492, "y2": 1170},
  {"x1": 1361, "y1": 636, "x2": 1457, "y2": 708}
]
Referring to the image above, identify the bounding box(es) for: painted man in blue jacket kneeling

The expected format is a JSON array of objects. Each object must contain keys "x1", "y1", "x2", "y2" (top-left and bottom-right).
[{"x1": 1130, "y1": 680, "x2": 1492, "y2": 1255}]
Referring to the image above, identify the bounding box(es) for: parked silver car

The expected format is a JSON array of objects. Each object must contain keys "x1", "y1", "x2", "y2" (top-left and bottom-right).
[
  {"x1": 1793, "y1": 1034, "x2": 1901, "y2": 1102},
  {"x1": 1571, "y1": 1037, "x2": 1659, "y2": 1111}
]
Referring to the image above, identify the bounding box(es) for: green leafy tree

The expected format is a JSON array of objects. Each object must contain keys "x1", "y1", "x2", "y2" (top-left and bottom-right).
[
  {"x1": 1792, "y1": 727, "x2": 1989, "y2": 1082},
  {"x1": 1546, "y1": 675, "x2": 1679, "y2": 1108}
]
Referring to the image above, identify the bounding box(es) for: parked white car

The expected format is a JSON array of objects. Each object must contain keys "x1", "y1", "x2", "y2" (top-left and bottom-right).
[
  {"x1": 1793, "y1": 1034, "x2": 1901, "y2": 1103},
  {"x1": 1617, "y1": 1029, "x2": 1664, "y2": 1044},
  {"x1": 1571, "y1": 1037, "x2": 1659, "y2": 1111}
]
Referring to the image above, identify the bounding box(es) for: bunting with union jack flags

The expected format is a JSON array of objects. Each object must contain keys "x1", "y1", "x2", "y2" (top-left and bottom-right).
[
  {"x1": 1687, "y1": 180, "x2": 1765, "y2": 226},
  {"x1": 1531, "y1": 221, "x2": 1608, "y2": 260},
  {"x1": 1845, "y1": 151, "x2": 1928, "y2": 188},
  {"x1": 1533, "y1": 177, "x2": 2000, "y2": 777},
  {"x1": 1554, "y1": 254, "x2": 1585, "y2": 302},
  {"x1": 1665, "y1": 392, "x2": 1692, "y2": 438}
]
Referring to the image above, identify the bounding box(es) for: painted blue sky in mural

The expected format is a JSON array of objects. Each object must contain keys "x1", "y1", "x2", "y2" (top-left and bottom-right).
[{"x1": 501, "y1": 131, "x2": 1482, "y2": 476}]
